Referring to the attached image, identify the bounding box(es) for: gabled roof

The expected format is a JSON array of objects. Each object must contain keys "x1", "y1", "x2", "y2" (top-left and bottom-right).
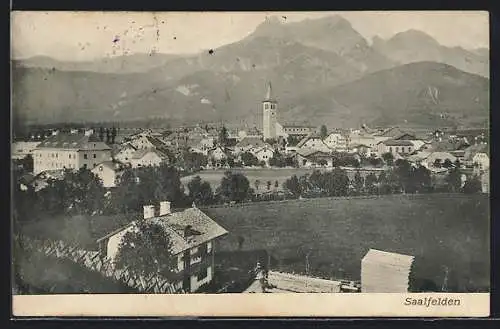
[
  {"x1": 383, "y1": 139, "x2": 414, "y2": 146},
  {"x1": 296, "y1": 148, "x2": 331, "y2": 158},
  {"x1": 131, "y1": 148, "x2": 168, "y2": 160},
  {"x1": 373, "y1": 127, "x2": 410, "y2": 138},
  {"x1": 36, "y1": 133, "x2": 111, "y2": 151},
  {"x1": 236, "y1": 136, "x2": 265, "y2": 148},
  {"x1": 296, "y1": 135, "x2": 325, "y2": 148},
  {"x1": 463, "y1": 143, "x2": 489, "y2": 160},
  {"x1": 91, "y1": 160, "x2": 126, "y2": 172},
  {"x1": 253, "y1": 145, "x2": 275, "y2": 154}
]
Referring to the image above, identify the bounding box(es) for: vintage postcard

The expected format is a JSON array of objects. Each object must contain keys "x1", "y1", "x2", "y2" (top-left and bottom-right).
[{"x1": 11, "y1": 11, "x2": 490, "y2": 317}]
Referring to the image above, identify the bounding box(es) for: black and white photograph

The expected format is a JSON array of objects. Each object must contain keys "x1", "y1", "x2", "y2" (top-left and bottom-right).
[{"x1": 11, "y1": 11, "x2": 490, "y2": 316}]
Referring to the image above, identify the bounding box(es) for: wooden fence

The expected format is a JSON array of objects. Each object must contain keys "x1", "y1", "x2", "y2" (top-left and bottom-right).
[{"x1": 14, "y1": 235, "x2": 184, "y2": 294}]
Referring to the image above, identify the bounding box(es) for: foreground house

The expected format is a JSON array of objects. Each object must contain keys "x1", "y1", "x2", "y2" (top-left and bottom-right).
[
  {"x1": 114, "y1": 143, "x2": 138, "y2": 163},
  {"x1": 296, "y1": 135, "x2": 332, "y2": 153},
  {"x1": 33, "y1": 132, "x2": 112, "y2": 175},
  {"x1": 323, "y1": 132, "x2": 348, "y2": 152},
  {"x1": 97, "y1": 201, "x2": 228, "y2": 293}
]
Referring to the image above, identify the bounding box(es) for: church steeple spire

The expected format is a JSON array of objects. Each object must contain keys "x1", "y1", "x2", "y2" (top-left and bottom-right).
[{"x1": 264, "y1": 81, "x2": 273, "y2": 101}]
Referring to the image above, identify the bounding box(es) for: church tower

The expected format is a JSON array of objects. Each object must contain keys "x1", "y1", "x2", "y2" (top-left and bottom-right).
[{"x1": 262, "y1": 82, "x2": 277, "y2": 140}]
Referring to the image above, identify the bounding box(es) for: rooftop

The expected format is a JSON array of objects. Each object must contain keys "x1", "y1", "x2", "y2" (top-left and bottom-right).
[
  {"x1": 362, "y1": 249, "x2": 414, "y2": 268},
  {"x1": 36, "y1": 133, "x2": 111, "y2": 151},
  {"x1": 383, "y1": 140, "x2": 414, "y2": 146},
  {"x1": 236, "y1": 136, "x2": 265, "y2": 148}
]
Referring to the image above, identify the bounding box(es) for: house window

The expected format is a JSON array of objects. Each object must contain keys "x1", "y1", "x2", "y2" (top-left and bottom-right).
[
  {"x1": 69, "y1": 154, "x2": 71, "y2": 159},
  {"x1": 389, "y1": 147, "x2": 393, "y2": 152},
  {"x1": 84, "y1": 154, "x2": 88, "y2": 159},
  {"x1": 197, "y1": 267, "x2": 208, "y2": 281},
  {"x1": 93, "y1": 154, "x2": 97, "y2": 159}
]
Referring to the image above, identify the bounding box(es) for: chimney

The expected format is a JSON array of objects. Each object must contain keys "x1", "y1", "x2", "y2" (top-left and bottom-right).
[
  {"x1": 159, "y1": 201, "x2": 171, "y2": 216},
  {"x1": 143, "y1": 205, "x2": 155, "y2": 219}
]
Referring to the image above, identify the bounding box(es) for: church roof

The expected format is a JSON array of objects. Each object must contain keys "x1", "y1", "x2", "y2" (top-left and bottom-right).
[{"x1": 263, "y1": 82, "x2": 275, "y2": 102}]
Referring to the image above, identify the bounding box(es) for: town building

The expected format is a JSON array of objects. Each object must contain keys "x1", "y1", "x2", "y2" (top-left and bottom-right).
[
  {"x1": 91, "y1": 161, "x2": 126, "y2": 188},
  {"x1": 114, "y1": 143, "x2": 138, "y2": 163},
  {"x1": 261, "y1": 82, "x2": 314, "y2": 141},
  {"x1": 33, "y1": 133, "x2": 112, "y2": 175},
  {"x1": 323, "y1": 132, "x2": 348, "y2": 152},
  {"x1": 129, "y1": 149, "x2": 169, "y2": 168},
  {"x1": 97, "y1": 201, "x2": 228, "y2": 293},
  {"x1": 296, "y1": 135, "x2": 332, "y2": 153},
  {"x1": 376, "y1": 140, "x2": 415, "y2": 156},
  {"x1": 296, "y1": 149, "x2": 333, "y2": 168},
  {"x1": 253, "y1": 145, "x2": 275, "y2": 166},
  {"x1": 262, "y1": 82, "x2": 278, "y2": 140},
  {"x1": 234, "y1": 136, "x2": 266, "y2": 155},
  {"x1": 275, "y1": 123, "x2": 315, "y2": 140},
  {"x1": 208, "y1": 146, "x2": 230, "y2": 167},
  {"x1": 472, "y1": 152, "x2": 490, "y2": 173},
  {"x1": 361, "y1": 249, "x2": 414, "y2": 293},
  {"x1": 12, "y1": 141, "x2": 41, "y2": 160}
]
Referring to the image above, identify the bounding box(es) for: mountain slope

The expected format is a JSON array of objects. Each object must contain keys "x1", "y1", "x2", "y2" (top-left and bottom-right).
[
  {"x1": 372, "y1": 30, "x2": 489, "y2": 77},
  {"x1": 12, "y1": 53, "x2": 182, "y2": 74},
  {"x1": 249, "y1": 15, "x2": 395, "y2": 73},
  {"x1": 284, "y1": 62, "x2": 489, "y2": 128}
]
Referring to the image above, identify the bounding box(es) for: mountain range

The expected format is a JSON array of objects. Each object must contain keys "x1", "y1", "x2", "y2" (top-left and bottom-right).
[{"x1": 12, "y1": 15, "x2": 490, "y2": 128}]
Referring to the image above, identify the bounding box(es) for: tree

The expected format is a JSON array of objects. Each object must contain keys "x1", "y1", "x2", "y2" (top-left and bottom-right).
[
  {"x1": 218, "y1": 126, "x2": 229, "y2": 147},
  {"x1": 115, "y1": 221, "x2": 176, "y2": 278},
  {"x1": 182, "y1": 151, "x2": 208, "y2": 172},
  {"x1": 463, "y1": 176, "x2": 482, "y2": 194},
  {"x1": 411, "y1": 165, "x2": 432, "y2": 193},
  {"x1": 218, "y1": 171, "x2": 251, "y2": 202},
  {"x1": 267, "y1": 180, "x2": 272, "y2": 190},
  {"x1": 254, "y1": 179, "x2": 261, "y2": 192},
  {"x1": 287, "y1": 135, "x2": 300, "y2": 147},
  {"x1": 446, "y1": 167, "x2": 462, "y2": 192},
  {"x1": 111, "y1": 127, "x2": 117, "y2": 144},
  {"x1": 241, "y1": 152, "x2": 259, "y2": 167},
  {"x1": 98, "y1": 127, "x2": 105, "y2": 142},
  {"x1": 17, "y1": 154, "x2": 34, "y2": 173},
  {"x1": 320, "y1": 125, "x2": 328, "y2": 140},
  {"x1": 105, "y1": 128, "x2": 111, "y2": 144},
  {"x1": 283, "y1": 175, "x2": 301, "y2": 197},
  {"x1": 274, "y1": 180, "x2": 279, "y2": 189},
  {"x1": 382, "y1": 152, "x2": 394, "y2": 166},
  {"x1": 353, "y1": 170, "x2": 364, "y2": 195},
  {"x1": 365, "y1": 173, "x2": 378, "y2": 194},
  {"x1": 369, "y1": 156, "x2": 383, "y2": 167},
  {"x1": 187, "y1": 176, "x2": 213, "y2": 205},
  {"x1": 37, "y1": 168, "x2": 107, "y2": 216}
]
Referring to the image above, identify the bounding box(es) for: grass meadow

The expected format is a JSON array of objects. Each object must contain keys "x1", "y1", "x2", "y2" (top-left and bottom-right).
[{"x1": 203, "y1": 193, "x2": 489, "y2": 292}]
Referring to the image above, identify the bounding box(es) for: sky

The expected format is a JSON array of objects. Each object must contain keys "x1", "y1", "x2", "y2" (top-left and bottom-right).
[{"x1": 11, "y1": 11, "x2": 489, "y2": 61}]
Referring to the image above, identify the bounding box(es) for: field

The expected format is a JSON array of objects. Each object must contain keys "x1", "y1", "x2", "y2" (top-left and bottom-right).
[
  {"x1": 181, "y1": 168, "x2": 384, "y2": 192},
  {"x1": 203, "y1": 193, "x2": 489, "y2": 292}
]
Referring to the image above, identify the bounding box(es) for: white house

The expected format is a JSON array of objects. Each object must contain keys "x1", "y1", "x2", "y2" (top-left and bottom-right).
[
  {"x1": 472, "y1": 152, "x2": 489, "y2": 172},
  {"x1": 33, "y1": 133, "x2": 112, "y2": 175},
  {"x1": 323, "y1": 132, "x2": 348, "y2": 152},
  {"x1": 97, "y1": 201, "x2": 228, "y2": 293},
  {"x1": 253, "y1": 145, "x2": 275, "y2": 165},
  {"x1": 129, "y1": 149, "x2": 168, "y2": 168},
  {"x1": 296, "y1": 136, "x2": 332, "y2": 153},
  {"x1": 91, "y1": 161, "x2": 125, "y2": 188},
  {"x1": 114, "y1": 143, "x2": 138, "y2": 163},
  {"x1": 208, "y1": 146, "x2": 229, "y2": 162}
]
